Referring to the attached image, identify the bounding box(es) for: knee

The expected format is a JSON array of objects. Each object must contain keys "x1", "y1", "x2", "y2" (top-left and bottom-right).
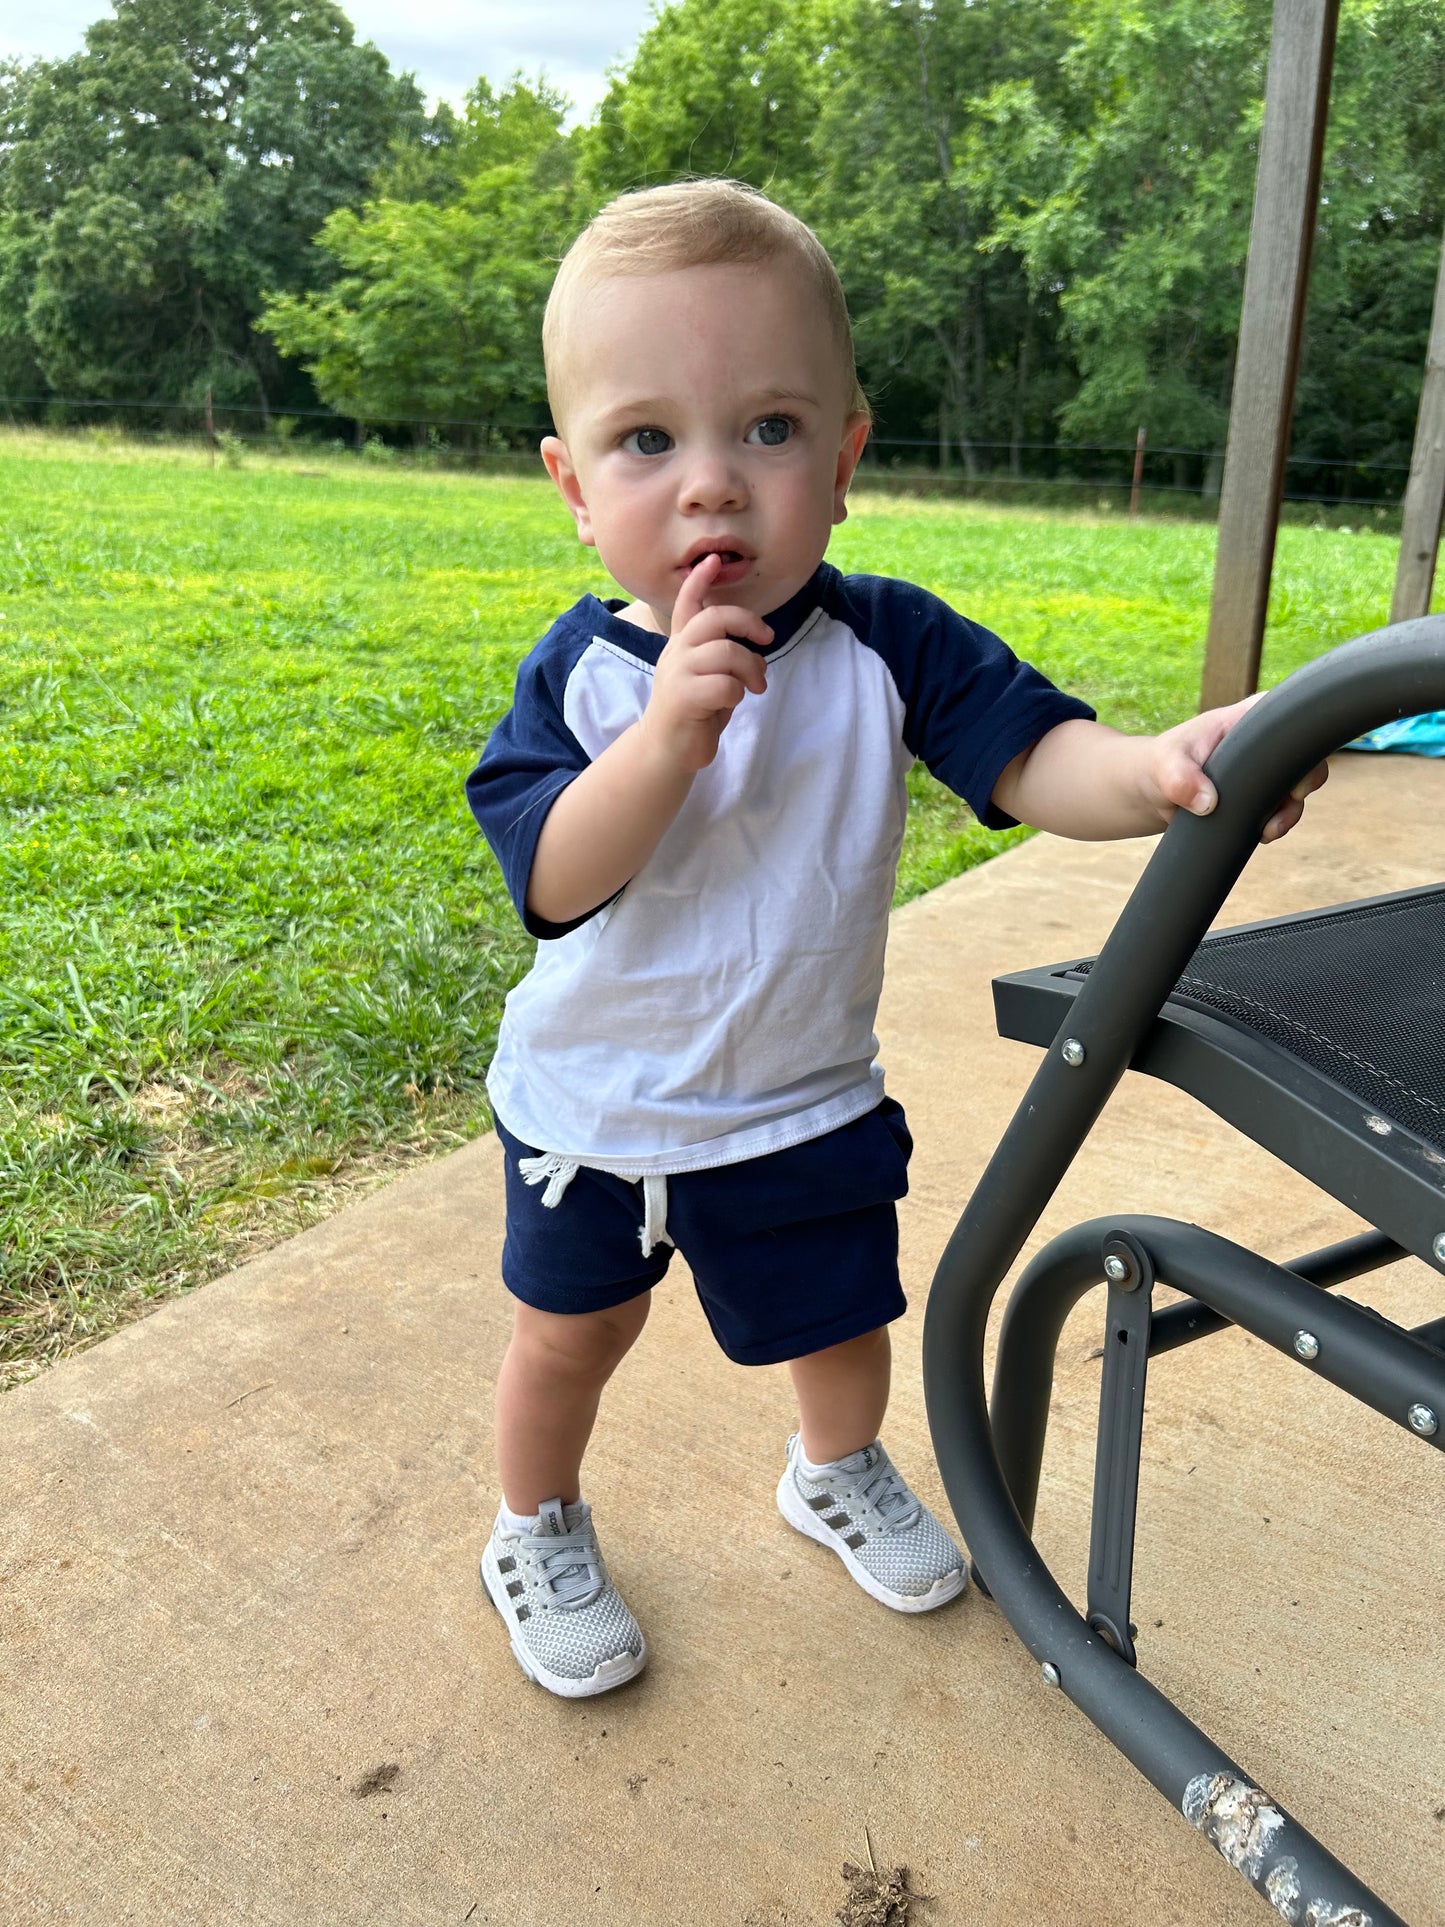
[
  {"x1": 795, "y1": 1323, "x2": 890, "y2": 1371},
  {"x1": 510, "y1": 1296, "x2": 649, "y2": 1382}
]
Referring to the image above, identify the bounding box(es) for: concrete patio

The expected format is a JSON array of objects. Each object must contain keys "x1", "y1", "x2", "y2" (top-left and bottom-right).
[{"x1": 4, "y1": 751, "x2": 1442, "y2": 1926}]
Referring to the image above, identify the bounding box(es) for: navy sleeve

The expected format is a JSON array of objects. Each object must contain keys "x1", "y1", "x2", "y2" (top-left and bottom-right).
[
  {"x1": 831, "y1": 574, "x2": 1096, "y2": 829},
  {"x1": 465, "y1": 634, "x2": 596, "y2": 941}
]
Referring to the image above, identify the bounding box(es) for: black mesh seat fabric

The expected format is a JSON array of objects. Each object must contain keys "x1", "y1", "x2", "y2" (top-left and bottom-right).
[{"x1": 1079, "y1": 885, "x2": 1445, "y2": 1153}]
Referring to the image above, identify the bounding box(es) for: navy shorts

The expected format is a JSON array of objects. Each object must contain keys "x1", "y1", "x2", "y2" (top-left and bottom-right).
[{"x1": 494, "y1": 1099, "x2": 913, "y2": 1366}]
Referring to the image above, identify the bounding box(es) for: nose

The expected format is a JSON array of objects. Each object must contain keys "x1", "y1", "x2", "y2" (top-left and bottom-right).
[{"x1": 678, "y1": 445, "x2": 748, "y2": 515}]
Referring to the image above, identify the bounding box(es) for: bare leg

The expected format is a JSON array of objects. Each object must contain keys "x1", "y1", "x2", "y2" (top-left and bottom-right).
[
  {"x1": 787, "y1": 1324, "x2": 891, "y2": 1464},
  {"x1": 494, "y1": 1293, "x2": 651, "y2": 1514}
]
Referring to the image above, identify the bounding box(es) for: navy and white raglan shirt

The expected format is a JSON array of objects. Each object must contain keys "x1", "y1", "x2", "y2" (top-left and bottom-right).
[{"x1": 467, "y1": 563, "x2": 1094, "y2": 1177}]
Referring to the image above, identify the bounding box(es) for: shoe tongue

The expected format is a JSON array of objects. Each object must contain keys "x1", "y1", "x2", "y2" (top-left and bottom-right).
[
  {"x1": 535, "y1": 1498, "x2": 588, "y2": 1537},
  {"x1": 834, "y1": 1444, "x2": 878, "y2": 1475}
]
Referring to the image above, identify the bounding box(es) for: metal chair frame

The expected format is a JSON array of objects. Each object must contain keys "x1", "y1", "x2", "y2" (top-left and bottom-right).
[{"x1": 923, "y1": 618, "x2": 1445, "y2": 1927}]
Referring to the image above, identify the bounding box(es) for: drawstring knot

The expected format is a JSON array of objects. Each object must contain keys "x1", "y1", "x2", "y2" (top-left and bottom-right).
[{"x1": 517, "y1": 1153, "x2": 673, "y2": 1259}]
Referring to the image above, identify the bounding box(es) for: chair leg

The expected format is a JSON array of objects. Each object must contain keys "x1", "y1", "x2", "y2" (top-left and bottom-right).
[
  {"x1": 1085, "y1": 1232, "x2": 1155, "y2": 1665},
  {"x1": 926, "y1": 1213, "x2": 1418, "y2": 1926},
  {"x1": 985, "y1": 1224, "x2": 1110, "y2": 1543},
  {"x1": 986, "y1": 1224, "x2": 1418, "y2": 1548}
]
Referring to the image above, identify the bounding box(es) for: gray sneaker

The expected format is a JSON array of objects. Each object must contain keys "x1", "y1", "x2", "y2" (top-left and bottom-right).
[
  {"x1": 481, "y1": 1497, "x2": 646, "y2": 1698},
  {"x1": 776, "y1": 1434, "x2": 968, "y2": 1613}
]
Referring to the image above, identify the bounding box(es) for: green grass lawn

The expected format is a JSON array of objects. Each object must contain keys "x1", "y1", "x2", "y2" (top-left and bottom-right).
[{"x1": 0, "y1": 430, "x2": 1408, "y2": 1385}]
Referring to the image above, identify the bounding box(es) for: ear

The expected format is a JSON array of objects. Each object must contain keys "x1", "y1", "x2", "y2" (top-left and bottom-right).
[
  {"x1": 831, "y1": 414, "x2": 872, "y2": 525},
  {"x1": 541, "y1": 435, "x2": 595, "y2": 547}
]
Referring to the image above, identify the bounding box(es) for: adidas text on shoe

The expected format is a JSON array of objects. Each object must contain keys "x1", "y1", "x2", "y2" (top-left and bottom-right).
[
  {"x1": 776, "y1": 1434, "x2": 968, "y2": 1613},
  {"x1": 481, "y1": 1497, "x2": 646, "y2": 1698}
]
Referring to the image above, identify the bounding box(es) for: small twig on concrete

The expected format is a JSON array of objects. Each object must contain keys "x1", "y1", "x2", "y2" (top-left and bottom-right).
[
  {"x1": 838, "y1": 1833, "x2": 930, "y2": 1927},
  {"x1": 225, "y1": 1381, "x2": 274, "y2": 1406}
]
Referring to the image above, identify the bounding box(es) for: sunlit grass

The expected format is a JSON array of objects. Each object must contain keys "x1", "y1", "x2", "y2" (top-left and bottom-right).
[{"x1": 0, "y1": 432, "x2": 1404, "y2": 1383}]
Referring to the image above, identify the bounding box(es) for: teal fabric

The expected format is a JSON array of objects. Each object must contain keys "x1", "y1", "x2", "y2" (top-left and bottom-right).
[{"x1": 1349, "y1": 711, "x2": 1445, "y2": 755}]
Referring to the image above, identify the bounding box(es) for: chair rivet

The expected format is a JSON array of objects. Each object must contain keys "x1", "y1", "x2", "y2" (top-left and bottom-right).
[
  {"x1": 1103, "y1": 1254, "x2": 1130, "y2": 1284},
  {"x1": 1433, "y1": 1232, "x2": 1445, "y2": 1265},
  {"x1": 1061, "y1": 1037, "x2": 1086, "y2": 1067},
  {"x1": 1041, "y1": 1662, "x2": 1061, "y2": 1687},
  {"x1": 1293, "y1": 1330, "x2": 1320, "y2": 1361},
  {"x1": 1408, "y1": 1403, "x2": 1438, "y2": 1437}
]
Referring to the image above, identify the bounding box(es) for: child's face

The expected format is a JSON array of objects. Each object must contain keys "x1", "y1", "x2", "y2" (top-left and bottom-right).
[{"x1": 542, "y1": 260, "x2": 870, "y2": 631}]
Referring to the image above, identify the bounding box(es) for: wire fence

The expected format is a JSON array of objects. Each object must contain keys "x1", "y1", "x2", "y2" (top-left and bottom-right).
[{"x1": 0, "y1": 393, "x2": 1413, "y2": 513}]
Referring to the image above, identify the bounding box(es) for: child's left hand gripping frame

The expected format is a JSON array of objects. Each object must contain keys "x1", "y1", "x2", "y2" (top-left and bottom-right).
[{"x1": 923, "y1": 614, "x2": 1445, "y2": 1927}]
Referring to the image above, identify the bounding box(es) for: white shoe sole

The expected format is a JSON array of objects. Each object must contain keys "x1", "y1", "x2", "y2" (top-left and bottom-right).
[
  {"x1": 776, "y1": 1467, "x2": 969, "y2": 1614},
  {"x1": 480, "y1": 1545, "x2": 647, "y2": 1699}
]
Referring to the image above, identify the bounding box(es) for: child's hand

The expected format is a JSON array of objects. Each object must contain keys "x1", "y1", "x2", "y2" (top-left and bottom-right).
[
  {"x1": 639, "y1": 553, "x2": 773, "y2": 772},
  {"x1": 1145, "y1": 695, "x2": 1329, "y2": 842}
]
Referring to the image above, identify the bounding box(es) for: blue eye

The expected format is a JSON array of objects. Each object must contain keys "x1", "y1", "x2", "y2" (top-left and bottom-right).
[
  {"x1": 622, "y1": 427, "x2": 672, "y2": 456},
  {"x1": 747, "y1": 416, "x2": 794, "y2": 447}
]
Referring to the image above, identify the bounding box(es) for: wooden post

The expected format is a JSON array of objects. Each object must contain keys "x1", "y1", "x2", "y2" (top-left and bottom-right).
[
  {"x1": 1390, "y1": 230, "x2": 1445, "y2": 623},
  {"x1": 205, "y1": 384, "x2": 215, "y2": 467},
  {"x1": 1129, "y1": 426, "x2": 1147, "y2": 519},
  {"x1": 1199, "y1": 0, "x2": 1340, "y2": 710}
]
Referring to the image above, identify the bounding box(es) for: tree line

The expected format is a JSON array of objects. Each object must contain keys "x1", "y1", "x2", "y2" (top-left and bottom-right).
[{"x1": 2, "y1": 0, "x2": 1443, "y2": 491}]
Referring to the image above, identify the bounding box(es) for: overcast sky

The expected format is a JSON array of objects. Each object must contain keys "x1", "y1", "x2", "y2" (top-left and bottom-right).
[{"x1": 0, "y1": 1, "x2": 660, "y2": 124}]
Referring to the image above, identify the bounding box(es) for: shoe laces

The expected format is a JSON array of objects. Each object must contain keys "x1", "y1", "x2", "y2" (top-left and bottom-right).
[
  {"x1": 519, "y1": 1526, "x2": 602, "y2": 1611},
  {"x1": 858, "y1": 1459, "x2": 920, "y2": 1532},
  {"x1": 537, "y1": 1538, "x2": 601, "y2": 1608},
  {"x1": 820, "y1": 1445, "x2": 920, "y2": 1533}
]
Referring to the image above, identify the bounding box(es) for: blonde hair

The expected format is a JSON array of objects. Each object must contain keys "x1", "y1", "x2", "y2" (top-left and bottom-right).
[{"x1": 544, "y1": 179, "x2": 870, "y2": 425}]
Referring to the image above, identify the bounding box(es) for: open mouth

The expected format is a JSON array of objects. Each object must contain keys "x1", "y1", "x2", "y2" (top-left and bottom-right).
[{"x1": 682, "y1": 541, "x2": 755, "y2": 570}]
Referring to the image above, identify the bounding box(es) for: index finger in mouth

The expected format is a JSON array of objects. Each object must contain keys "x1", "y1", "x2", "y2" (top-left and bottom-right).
[{"x1": 669, "y1": 552, "x2": 723, "y2": 632}]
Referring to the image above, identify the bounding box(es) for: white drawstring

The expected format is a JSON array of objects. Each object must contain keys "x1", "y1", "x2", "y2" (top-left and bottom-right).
[
  {"x1": 517, "y1": 1153, "x2": 673, "y2": 1259},
  {"x1": 639, "y1": 1173, "x2": 671, "y2": 1258},
  {"x1": 516, "y1": 1152, "x2": 580, "y2": 1208}
]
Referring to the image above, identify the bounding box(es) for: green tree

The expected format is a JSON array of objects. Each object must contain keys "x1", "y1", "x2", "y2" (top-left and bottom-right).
[
  {"x1": 579, "y1": 0, "x2": 846, "y2": 204},
  {"x1": 973, "y1": 0, "x2": 1272, "y2": 466},
  {"x1": 0, "y1": 0, "x2": 424, "y2": 410},
  {"x1": 374, "y1": 75, "x2": 575, "y2": 205},
  {"x1": 574, "y1": 0, "x2": 1074, "y2": 466},
  {"x1": 1293, "y1": 0, "x2": 1445, "y2": 479},
  {"x1": 262, "y1": 81, "x2": 573, "y2": 440},
  {"x1": 803, "y1": 0, "x2": 1075, "y2": 471},
  {"x1": 967, "y1": 0, "x2": 1445, "y2": 486},
  {"x1": 0, "y1": 63, "x2": 51, "y2": 404}
]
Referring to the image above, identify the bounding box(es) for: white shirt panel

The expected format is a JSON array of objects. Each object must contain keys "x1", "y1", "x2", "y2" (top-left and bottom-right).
[{"x1": 484, "y1": 612, "x2": 910, "y2": 1171}]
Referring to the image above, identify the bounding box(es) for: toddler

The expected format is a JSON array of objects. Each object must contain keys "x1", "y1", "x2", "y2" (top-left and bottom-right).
[{"x1": 466, "y1": 179, "x2": 1319, "y2": 1698}]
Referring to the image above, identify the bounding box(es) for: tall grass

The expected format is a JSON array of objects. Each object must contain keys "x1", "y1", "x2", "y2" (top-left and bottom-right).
[{"x1": 0, "y1": 430, "x2": 1404, "y2": 1384}]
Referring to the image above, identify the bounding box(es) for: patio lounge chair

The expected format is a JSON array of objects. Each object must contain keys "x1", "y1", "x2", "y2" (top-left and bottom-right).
[{"x1": 923, "y1": 617, "x2": 1445, "y2": 1927}]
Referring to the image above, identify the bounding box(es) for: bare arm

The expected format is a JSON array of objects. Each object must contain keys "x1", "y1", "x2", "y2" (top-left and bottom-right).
[
  {"x1": 526, "y1": 554, "x2": 773, "y2": 927},
  {"x1": 525, "y1": 722, "x2": 698, "y2": 927},
  {"x1": 992, "y1": 701, "x2": 1328, "y2": 844}
]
